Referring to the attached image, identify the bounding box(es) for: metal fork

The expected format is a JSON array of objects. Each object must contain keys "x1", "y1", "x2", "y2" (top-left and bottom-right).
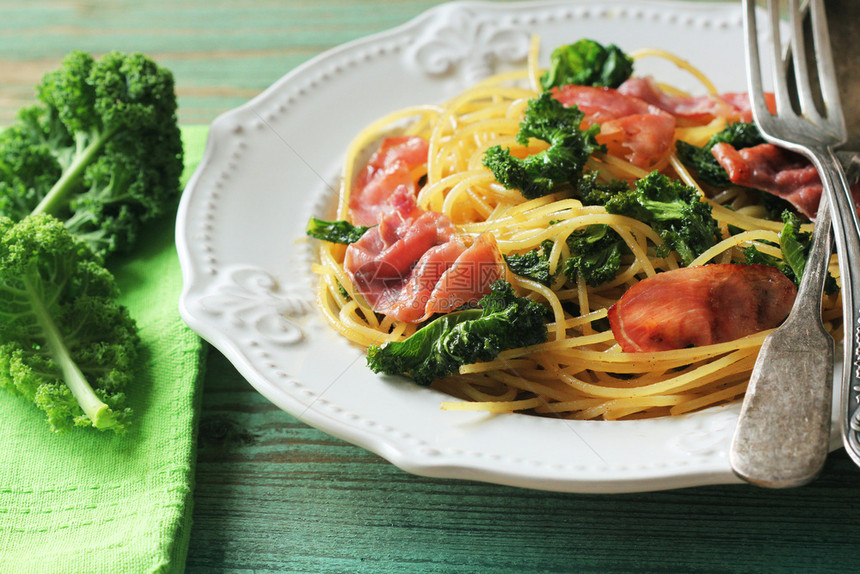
[{"x1": 729, "y1": 0, "x2": 860, "y2": 487}]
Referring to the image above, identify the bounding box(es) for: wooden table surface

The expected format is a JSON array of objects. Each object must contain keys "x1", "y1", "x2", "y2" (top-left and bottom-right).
[{"x1": 3, "y1": 1, "x2": 860, "y2": 572}]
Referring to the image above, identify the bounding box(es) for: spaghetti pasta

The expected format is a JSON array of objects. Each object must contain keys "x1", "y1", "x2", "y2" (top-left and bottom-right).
[{"x1": 310, "y1": 40, "x2": 841, "y2": 421}]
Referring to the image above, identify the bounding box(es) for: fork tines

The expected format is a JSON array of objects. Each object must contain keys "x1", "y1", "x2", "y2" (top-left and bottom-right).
[{"x1": 743, "y1": 0, "x2": 846, "y2": 149}]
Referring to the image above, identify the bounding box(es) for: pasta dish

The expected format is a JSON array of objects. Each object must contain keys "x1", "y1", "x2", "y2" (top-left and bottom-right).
[{"x1": 308, "y1": 38, "x2": 843, "y2": 421}]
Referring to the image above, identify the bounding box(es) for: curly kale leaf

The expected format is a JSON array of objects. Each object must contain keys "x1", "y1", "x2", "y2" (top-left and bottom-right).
[
  {"x1": 0, "y1": 215, "x2": 138, "y2": 432},
  {"x1": 483, "y1": 92, "x2": 602, "y2": 199},
  {"x1": 306, "y1": 217, "x2": 372, "y2": 244},
  {"x1": 503, "y1": 240, "x2": 558, "y2": 286},
  {"x1": 743, "y1": 210, "x2": 838, "y2": 294},
  {"x1": 573, "y1": 170, "x2": 632, "y2": 206},
  {"x1": 540, "y1": 39, "x2": 634, "y2": 91},
  {"x1": 563, "y1": 224, "x2": 627, "y2": 287},
  {"x1": 366, "y1": 280, "x2": 548, "y2": 385},
  {"x1": 601, "y1": 171, "x2": 721, "y2": 266},
  {"x1": 0, "y1": 50, "x2": 183, "y2": 257}
]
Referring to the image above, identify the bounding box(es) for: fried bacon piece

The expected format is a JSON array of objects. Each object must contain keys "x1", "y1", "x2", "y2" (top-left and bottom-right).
[
  {"x1": 552, "y1": 84, "x2": 676, "y2": 170},
  {"x1": 608, "y1": 264, "x2": 797, "y2": 352},
  {"x1": 711, "y1": 142, "x2": 860, "y2": 219},
  {"x1": 617, "y1": 76, "x2": 770, "y2": 124}
]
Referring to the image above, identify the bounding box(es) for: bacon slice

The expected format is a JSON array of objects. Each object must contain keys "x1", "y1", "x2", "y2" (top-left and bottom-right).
[
  {"x1": 608, "y1": 264, "x2": 796, "y2": 352},
  {"x1": 617, "y1": 77, "x2": 776, "y2": 124},
  {"x1": 711, "y1": 142, "x2": 860, "y2": 219},
  {"x1": 553, "y1": 84, "x2": 664, "y2": 121},
  {"x1": 344, "y1": 187, "x2": 503, "y2": 324},
  {"x1": 348, "y1": 136, "x2": 429, "y2": 226},
  {"x1": 552, "y1": 84, "x2": 676, "y2": 169},
  {"x1": 423, "y1": 233, "x2": 503, "y2": 317},
  {"x1": 596, "y1": 113, "x2": 678, "y2": 171},
  {"x1": 344, "y1": 136, "x2": 504, "y2": 323},
  {"x1": 619, "y1": 77, "x2": 746, "y2": 123}
]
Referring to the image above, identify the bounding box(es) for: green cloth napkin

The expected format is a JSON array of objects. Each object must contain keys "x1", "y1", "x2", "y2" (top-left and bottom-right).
[{"x1": 0, "y1": 126, "x2": 210, "y2": 574}]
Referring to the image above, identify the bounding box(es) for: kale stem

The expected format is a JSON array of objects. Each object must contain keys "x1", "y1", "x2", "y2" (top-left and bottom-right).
[
  {"x1": 22, "y1": 275, "x2": 116, "y2": 429},
  {"x1": 31, "y1": 125, "x2": 118, "y2": 217}
]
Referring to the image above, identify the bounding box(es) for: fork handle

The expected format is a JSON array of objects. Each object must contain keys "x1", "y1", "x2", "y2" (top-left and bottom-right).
[
  {"x1": 730, "y1": 197, "x2": 834, "y2": 488},
  {"x1": 812, "y1": 146, "x2": 860, "y2": 466}
]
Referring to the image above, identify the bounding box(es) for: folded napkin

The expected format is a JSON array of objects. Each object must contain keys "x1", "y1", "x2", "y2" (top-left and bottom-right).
[{"x1": 0, "y1": 126, "x2": 210, "y2": 574}]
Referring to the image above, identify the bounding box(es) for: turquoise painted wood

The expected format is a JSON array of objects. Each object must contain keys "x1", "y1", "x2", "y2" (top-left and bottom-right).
[
  {"x1": 0, "y1": 0, "x2": 443, "y2": 125},
  {"x1": 3, "y1": 1, "x2": 860, "y2": 572},
  {"x1": 195, "y1": 352, "x2": 860, "y2": 573}
]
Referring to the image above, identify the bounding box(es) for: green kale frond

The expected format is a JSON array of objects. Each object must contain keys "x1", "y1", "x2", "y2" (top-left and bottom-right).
[
  {"x1": 503, "y1": 240, "x2": 558, "y2": 286},
  {"x1": 366, "y1": 280, "x2": 548, "y2": 386},
  {"x1": 0, "y1": 51, "x2": 183, "y2": 257},
  {"x1": 482, "y1": 92, "x2": 602, "y2": 199},
  {"x1": 574, "y1": 170, "x2": 631, "y2": 206},
  {"x1": 563, "y1": 224, "x2": 627, "y2": 287},
  {"x1": 306, "y1": 217, "x2": 372, "y2": 244},
  {"x1": 602, "y1": 171, "x2": 721, "y2": 266},
  {"x1": 0, "y1": 215, "x2": 138, "y2": 432},
  {"x1": 540, "y1": 39, "x2": 634, "y2": 91},
  {"x1": 744, "y1": 210, "x2": 838, "y2": 295}
]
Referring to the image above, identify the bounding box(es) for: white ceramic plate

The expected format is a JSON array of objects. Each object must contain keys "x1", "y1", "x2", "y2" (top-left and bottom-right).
[{"x1": 177, "y1": 0, "x2": 839, "y2": 493}]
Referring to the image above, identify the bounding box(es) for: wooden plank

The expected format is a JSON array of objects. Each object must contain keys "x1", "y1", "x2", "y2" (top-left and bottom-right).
[
  {"x1": 0, "y1": 0, "x2": 442, "y2": 124},
  {"x1": 190, "y1": 351, "x2": 860, "y2": 573}
]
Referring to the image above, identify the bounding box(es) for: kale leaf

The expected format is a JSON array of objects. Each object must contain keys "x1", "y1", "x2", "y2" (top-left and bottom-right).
[
  {"x1": 0, "y1": 215, "x2": 138, "y2": 432},
  {"x1": 482, "y1": 92, "x2": 602, "y2": 199},
  {"x1": 601, "y1": 171, "x2": 721, "y2": 266},
  {"x1": 306, "y1": 217, "x2": 372, "y2": 244},
  {"x1": 563, "y1": 224, "x2": 627, "y2": 287},
  {"x1": 366, "y1": 280, "x2": 548, "y2": 385},
  {"x1": 503, "y1": 240, "x2": 558, "y2": 286},
  {"x1": 0, "y1": 51, "x2": 183, "y2": 257},
  {"x1": 540, "y1": 39, "x2": 634, "y2": 91},
  {"x1": 743, "y1": 210, "x2": 838, "y2": 294}
]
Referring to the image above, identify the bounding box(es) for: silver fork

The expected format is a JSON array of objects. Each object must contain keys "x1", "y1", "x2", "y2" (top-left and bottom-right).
[{"x1": 730, "y1": 0, "x2": 860, "y2": 487}]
